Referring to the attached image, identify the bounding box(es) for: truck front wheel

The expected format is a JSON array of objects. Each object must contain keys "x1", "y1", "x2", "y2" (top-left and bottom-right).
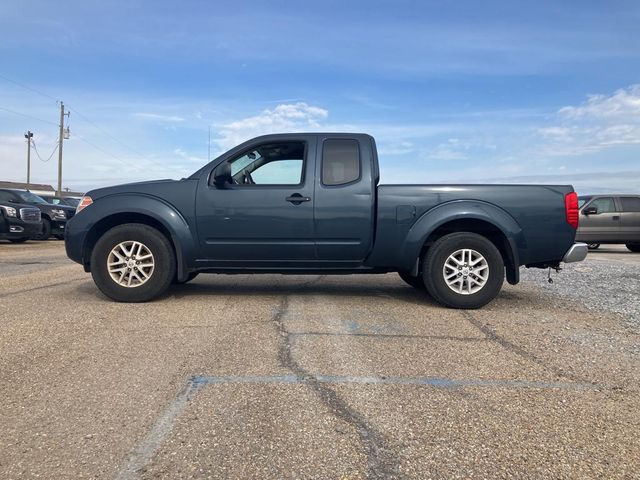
[
  {"x1": 90, "y1": 223, "x2": 176, "y2": 302},
  {"x1": 423, "y1": 232, "x2": 504, "y2": 309}
]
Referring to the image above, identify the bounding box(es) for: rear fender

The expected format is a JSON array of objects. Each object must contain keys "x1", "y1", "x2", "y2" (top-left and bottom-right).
[{"x1": 401, "y1": 200, "x2": 525, "y2": 284}]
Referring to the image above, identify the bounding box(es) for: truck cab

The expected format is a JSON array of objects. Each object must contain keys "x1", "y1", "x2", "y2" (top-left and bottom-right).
[{"x1": 193, "y1": 133, "x2": 376, "y2": 269}]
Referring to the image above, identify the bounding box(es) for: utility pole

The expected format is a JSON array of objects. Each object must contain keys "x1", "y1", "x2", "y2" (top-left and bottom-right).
[
  {"x1": 57, "y1": 102, "x2": 70, "y2": 196},
  {"x1": 24, "y1": 131, "x2": 33, "y2": 190}
]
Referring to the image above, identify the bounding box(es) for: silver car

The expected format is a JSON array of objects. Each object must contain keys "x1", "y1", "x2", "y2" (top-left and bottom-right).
[{"x1": 576, "y1": 195, "x2": 640, "y2": 252}]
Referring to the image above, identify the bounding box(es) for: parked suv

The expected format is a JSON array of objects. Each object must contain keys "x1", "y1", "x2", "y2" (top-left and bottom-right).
[
  {"x1": 576, "y1": 195, "x2": 640, "y2": 252},
  {"x1": 0, "y1": 189, "x2": 72, "y2": 240},
  {"x1": 0, "y1": 199, "x2": 42, "y2": 243}
]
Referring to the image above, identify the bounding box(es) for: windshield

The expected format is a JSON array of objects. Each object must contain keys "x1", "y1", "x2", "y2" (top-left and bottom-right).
[
  {"x1": 17, "y1": 191, "x2": 49, "y2": 204},
  {"x1": 63, "y1": 197, "x2": 80, "y2": 207}
]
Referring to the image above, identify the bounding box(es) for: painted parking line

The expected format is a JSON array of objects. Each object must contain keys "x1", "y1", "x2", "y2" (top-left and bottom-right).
[
  {"x1": 115, "y1": 373, "x2": 599, "y2": 479},
  {"x1": 192, "y1": 374, "x2": 598, "y2": 390}
]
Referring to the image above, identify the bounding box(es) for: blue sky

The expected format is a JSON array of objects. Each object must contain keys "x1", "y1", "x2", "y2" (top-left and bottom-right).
[{"x1": 0, "y1": 0, "x2": 639, "y2": 193}]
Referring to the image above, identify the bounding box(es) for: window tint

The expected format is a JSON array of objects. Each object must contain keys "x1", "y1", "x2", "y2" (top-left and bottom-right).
[
  {"x1": 251, "y1": 159, "x2": 303, "y2": 184},
  {"x1": 620, "y1": 197, "x2": 640, "y2": 212},
  {"x1": 0, "y1": 190, "x2": 15, "y2": 202},
  {"x1": 17, "y1": 191, "x2": 47, "y2": 204},
  {"x1": 227, "y1": 141, "x2": 305, "y2": 185},
  {"x1": 322, "y1": 139, "x2": 360, "y2": 186},
  {"x1": 589, "y1": 197, "x2": 616, "y2": 214}
]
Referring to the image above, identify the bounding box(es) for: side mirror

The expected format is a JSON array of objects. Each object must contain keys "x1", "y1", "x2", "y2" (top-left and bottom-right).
[
  {"x1": 212, "y1": 162, "x2": 232, "y2": 188},
  {"x1": 583, "y1": 206, "x2": 597, "y2": 215}
]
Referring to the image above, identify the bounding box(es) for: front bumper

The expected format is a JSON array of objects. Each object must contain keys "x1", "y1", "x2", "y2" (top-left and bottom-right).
[
  {"x1": 562, "y1": 242, "x2": 588, "y2": 263},
  {"x1": 51, "y1": 220, "x2": 66, "y2": 235},
  {"x1": 0, "y1": 218, "x2": 43, "y2": 239}
]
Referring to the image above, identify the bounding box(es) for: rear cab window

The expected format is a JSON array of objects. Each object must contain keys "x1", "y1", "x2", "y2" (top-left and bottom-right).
[{"x1": 322, "y1": 139, "x2": 360, "y2": 186}]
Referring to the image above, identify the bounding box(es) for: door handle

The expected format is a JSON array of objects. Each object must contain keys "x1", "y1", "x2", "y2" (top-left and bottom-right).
[
  {"x1": 286, "y1": 194, "x2": 311, "y2": 205},
  {"x1": 612, "y1": 216, "x2": 620, "y2": 220}
]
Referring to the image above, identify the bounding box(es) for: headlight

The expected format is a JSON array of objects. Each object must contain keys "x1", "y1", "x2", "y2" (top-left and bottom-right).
[
  {"x1": 0, "y1": 205, "x2": 17, "y2": 218},
  {"x1": 51, "y1": 209, "x2": 67, "y2": 218}
]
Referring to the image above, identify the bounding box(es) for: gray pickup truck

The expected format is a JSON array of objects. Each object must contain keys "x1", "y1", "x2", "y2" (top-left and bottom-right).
[{"x1": 65, "y1": 133, "x2": 586, "y2": 308}]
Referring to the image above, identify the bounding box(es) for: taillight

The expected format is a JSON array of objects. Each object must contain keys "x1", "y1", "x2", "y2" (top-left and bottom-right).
[
  {"x1": 565, "y1": 192, "x2": 579, "y2": 229},
  {"x1": 76, "y1": 196, "x2": 93, "y2": 214}
]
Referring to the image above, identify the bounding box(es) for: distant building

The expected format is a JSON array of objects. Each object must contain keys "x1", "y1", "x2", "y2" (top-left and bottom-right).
[{"x1": 0, "y1": 181, "x2": 84, "y2": 197}]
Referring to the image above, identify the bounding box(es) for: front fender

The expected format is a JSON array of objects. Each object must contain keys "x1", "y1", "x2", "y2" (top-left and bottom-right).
[
  {"x1": 401, "y1": 200, "x2": 525, "y2": 281},
  {"x1": 67, "y1": 193, "x2": 197, "y2": 280}
]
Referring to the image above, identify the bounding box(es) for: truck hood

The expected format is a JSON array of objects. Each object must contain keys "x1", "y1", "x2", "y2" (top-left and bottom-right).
[{"x1": 86, "y1": 179, "x2": 182, "y2": 200}]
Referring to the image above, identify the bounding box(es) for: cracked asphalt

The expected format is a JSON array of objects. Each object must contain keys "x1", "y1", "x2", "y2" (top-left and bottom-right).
[{"x1": 1, "y1": 241, "x2": 639, "y2": 479}]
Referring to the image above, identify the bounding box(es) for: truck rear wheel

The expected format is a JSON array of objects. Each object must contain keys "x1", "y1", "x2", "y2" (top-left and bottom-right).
[
  {"x1": 423, "y1": 232, "x2": 504, "y2": 309},
  {"x1": 90, "y1": 223, "x2": 176, "y2": 302},
  {"x1": 627, "y1": 243, "x2": 640, "y2": 253}
]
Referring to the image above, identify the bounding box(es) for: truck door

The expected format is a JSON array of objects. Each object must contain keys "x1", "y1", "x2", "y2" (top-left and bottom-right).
[
  {"x1": 580, "y1": 196, "x2": 621, "y2": 242},
  {"x1": 195, "y1": 137, "x2": 317, "y2": 266},
  {"x1": 313, "y1": 135, "x2": 376, "y2": 264}
]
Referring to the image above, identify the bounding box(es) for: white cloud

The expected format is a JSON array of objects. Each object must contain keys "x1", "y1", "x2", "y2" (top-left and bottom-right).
[
  {"x1": 213, "y1": 102, "x2": 328, "y2": 151},
  {"x1": 538, "y1": 84, "x2": 640, "y2": 156},
  {"x1": 133, "y1": 112, "x2": 185, "y2": 122},
  {"x1": 558, "y1": 85, "x2": 640, "y2": 119}
]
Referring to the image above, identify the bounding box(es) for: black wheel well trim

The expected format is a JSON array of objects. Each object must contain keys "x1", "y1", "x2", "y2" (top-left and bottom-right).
[
  {"x1": 417, "y1": 218, "x2": 520, "y2": 285},
  {"x1": 82, "y1": 212, "x2": 185, "y2": 279}
]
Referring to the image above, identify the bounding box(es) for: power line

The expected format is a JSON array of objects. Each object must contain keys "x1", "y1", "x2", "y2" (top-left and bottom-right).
[
  {"x1": 0, "y1": 73, "x2": 173, "y2": 173},
  {"x1": 0, "y1": 73, "x2": 58, "y2": 103},
  {"x1": 31, "y1": 138, "x2": 59, "y2": 163},
  {"x1": 0, "y1": 106, "x2": 58, "y2": 126},
  {"x1": 69, "y1": 106, "x2": 148, "y2": 158},
  {"x1": 73, "y1": 134, "x2": 128, "y2": 164}
]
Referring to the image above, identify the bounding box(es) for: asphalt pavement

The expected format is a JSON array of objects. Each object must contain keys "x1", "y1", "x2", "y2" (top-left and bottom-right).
[{"x1": 0, "y1": 241, "x2": 638, "y2": 479}]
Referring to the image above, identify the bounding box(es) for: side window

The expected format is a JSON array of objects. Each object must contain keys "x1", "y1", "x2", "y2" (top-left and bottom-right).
[
  {"x1": 620, "y1": 197, "x2": 640, "y2": 212},
  {"x1": 227, "y1": 141, "x2": 305, "y2": 186},
  {"x1": 322, "y1": 139, "x2": 360, "y2": 186},
  {"x1": 589, "y1": 197, "x2": 616, "y2": 214},
  {"x1": 0, "y1": 191, "x2": 15, "y2": 202}
]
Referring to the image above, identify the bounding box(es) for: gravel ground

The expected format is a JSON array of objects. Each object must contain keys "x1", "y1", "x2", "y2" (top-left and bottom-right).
[{"x1": 520, "y1": 248, "x2": 640, "y2": 330}]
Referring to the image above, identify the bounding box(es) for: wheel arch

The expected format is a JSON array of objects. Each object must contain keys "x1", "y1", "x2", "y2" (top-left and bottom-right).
[
  {"x1": 401, "y1": 201, "x2": 525, "y2": 285},
  {"x1": 80, "y1": 195, "x2": 196, "y2": 281}
]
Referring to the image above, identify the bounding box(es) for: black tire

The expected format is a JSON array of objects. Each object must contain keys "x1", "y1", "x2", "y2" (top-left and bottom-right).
[
  {"x1": 423, "y1": 232, "x2": 504, "y2": 309},
  {"x1": 35, "y1": 218, "x2": 51, "y2": 240},
  {"x1": 626, "y1": 243, "x2": 640, "y2": 253},
  {"x1": 587, "y1": 243, "x2": 600, "y2": 250},
  {"x1": 90, "y1": 223, "x2": 176, "y2": 302},
  {"x1": 173, "y1": 272, "x2": 199, "y2": 284},
  {"x1": 54, "y1": 234, "x2": 65, "y2": 240},
  {"x1": 398, "y1": 271, "x2": 426, "y2": 290},
  {"x1": 9, "y1": 237, "x2": 29, "y2": 243}
]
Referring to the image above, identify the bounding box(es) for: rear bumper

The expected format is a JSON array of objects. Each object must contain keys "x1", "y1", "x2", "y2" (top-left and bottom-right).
[{"x1": 562, "y1": 242, "x2": 588, "y2": 263}]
